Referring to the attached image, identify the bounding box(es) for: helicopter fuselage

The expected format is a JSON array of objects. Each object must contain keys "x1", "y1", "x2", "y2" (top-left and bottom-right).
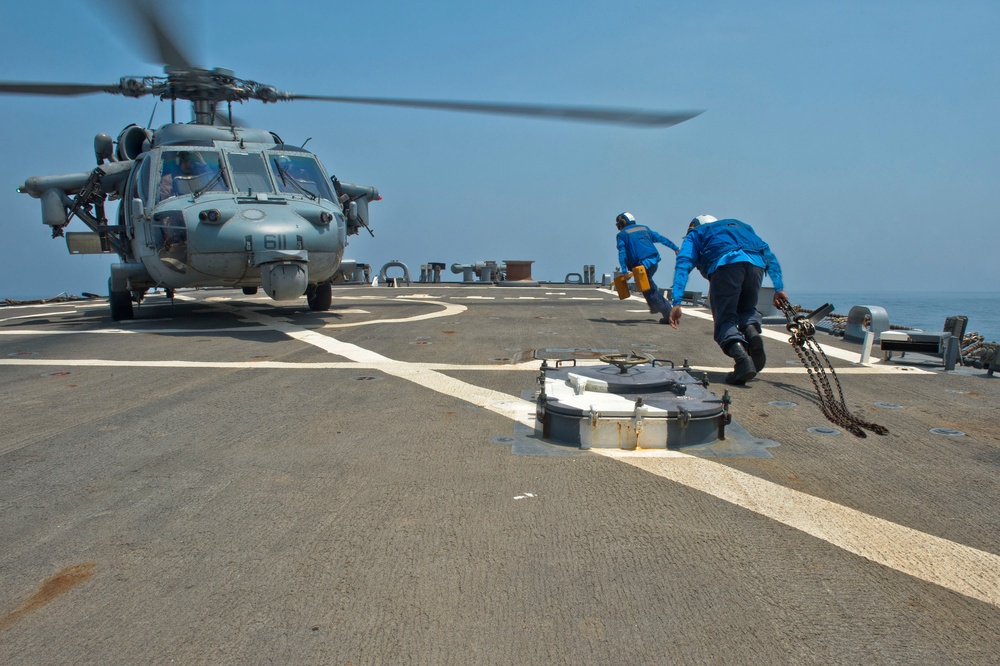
[{"x1": 18, "y1": 122, "x2": 379, "y2": 319}]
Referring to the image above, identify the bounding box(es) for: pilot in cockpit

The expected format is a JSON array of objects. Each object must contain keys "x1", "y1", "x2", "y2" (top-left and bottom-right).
[
  {"x1": 159, "y1": 151, "x2": 204, "y2": 201},
  {"x1": 274, "y1": 156, "x2": 316, "y2": 195}
]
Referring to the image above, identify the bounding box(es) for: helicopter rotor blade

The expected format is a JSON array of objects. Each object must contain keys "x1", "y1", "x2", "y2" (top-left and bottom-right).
[
  {"x1": 94, "y1": 0, "x2": 198, "y2": 70},
  {"x1": 284, "y1": 94, "x2": 703, "y2": 128},
  {"x1": 130, "y1": 0, "x2": 197, "y2": 69},
  {"x1": 0, "y1": 81, "x2": 124, "y2": 97}
]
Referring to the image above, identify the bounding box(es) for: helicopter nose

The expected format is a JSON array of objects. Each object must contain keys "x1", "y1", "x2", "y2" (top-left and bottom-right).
[{"x1": 261, "y1": 261, "x2": 308, "y2": 301}]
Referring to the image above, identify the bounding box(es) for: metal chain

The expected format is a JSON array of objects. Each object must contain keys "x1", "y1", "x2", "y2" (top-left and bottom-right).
[{"x1": 779, "y1": 302, "x2": 889, "y2": 438}]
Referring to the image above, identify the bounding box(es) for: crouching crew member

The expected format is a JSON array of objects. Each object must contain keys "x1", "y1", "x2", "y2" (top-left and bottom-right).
[{"x1": 667, "y1": 215, "x2": 789, "y2": 385}]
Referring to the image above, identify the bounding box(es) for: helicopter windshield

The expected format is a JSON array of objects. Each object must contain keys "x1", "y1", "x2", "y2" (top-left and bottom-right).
[
  {"x1": 269, "y1": 154, "x2": 335, "y2": 201},
  {"x1": 227, "y1": 152, "x2": 275, "y2": 195},
  {"x1": 157, "y1": 150, "x2": 228, "y2": 203}
]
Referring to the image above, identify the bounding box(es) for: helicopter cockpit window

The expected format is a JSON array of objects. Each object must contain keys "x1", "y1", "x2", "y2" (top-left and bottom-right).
[
  {"x1": 227, "y1": 153, "x2": 275, "y2": 195},
  {"x1": 269, "y1": 154, "x2": 335, "y2": 201},
  {"x1": 157, "y1": 150, "x2": 228, "y2": 203},
  {"x1": 134, "y1": 156, "x2": 151, "y2": 203}
]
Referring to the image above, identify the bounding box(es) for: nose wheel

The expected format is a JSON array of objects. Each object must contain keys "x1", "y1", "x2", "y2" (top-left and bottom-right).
[
  {"x1": 108, "y1": 278, "x2": 134, "y2": 321},
  {"x1": 307, "y1": 282, "x2": 332, "y2": 311}
]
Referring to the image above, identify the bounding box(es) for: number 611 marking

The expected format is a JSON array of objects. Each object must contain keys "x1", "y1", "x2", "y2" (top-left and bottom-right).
[{"x1": 263, "y1": 234, "x2": 304, "y2": 250}]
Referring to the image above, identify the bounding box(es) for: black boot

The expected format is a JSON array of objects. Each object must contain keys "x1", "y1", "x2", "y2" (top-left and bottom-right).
[
  {"x1": 724, "y1": 341, "x2": 757, "y2": 385},
  {"x1": 745, "y1": 324, "x2": 766, "y2": 372}
]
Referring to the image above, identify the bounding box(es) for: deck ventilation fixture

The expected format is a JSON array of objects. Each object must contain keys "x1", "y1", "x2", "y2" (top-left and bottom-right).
[{"x1": 534, "y1": 352, "x2": 730, "y2": 450}]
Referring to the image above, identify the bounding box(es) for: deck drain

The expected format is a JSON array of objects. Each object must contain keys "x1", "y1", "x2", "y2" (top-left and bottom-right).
[
  {"x1": 874, "y1": 402, "x2": 903, "y2": 409},
  {"x1": 45, "y1": 371, "x2": 75, "y2": 377},
  {"x1": 8, "y1": 351, "x2": 38, "y2": 357},
  {"x1": 808, "y1": 426, "x2": 841, "y2": 436},
  {"x1": 351, "y1": 375, "x2": 383, "y2": 381},
  {"x1": 930, "y1": 428, "x2": 965, "y2": 437},
  {"x1": 768, "y1": 401, "x2": 797, "y2": 407}
]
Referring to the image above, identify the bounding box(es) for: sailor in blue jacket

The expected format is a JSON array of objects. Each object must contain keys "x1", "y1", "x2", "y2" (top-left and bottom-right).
[
  {"x1": 667, "y1": 215, "x2": 789, "y2": 385},
  {"x1": 615, "y1": 212, "x2": 679, "y2": 318}
]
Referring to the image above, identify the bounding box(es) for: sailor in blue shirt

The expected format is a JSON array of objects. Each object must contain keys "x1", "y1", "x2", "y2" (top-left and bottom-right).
[
  {"x1": 668, "y1": 215, "x2": 790, "y2": 385},
  {"x1": 615, "y1": 212, "x2": 679, "y2": 318}
]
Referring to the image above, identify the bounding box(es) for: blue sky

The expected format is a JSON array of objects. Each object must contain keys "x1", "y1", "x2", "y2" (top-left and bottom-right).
[{"x1": 1, "y1": 0, "x2": 997, "y2": 300}]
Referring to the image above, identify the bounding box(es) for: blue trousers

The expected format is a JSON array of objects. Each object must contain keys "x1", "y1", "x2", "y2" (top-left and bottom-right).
[
  {"x1": 638, "y1": 259, "x2": 669, "y2": 314},
  {"x1": 708, "y1": 262, "x2": 764, "y2": 351}
]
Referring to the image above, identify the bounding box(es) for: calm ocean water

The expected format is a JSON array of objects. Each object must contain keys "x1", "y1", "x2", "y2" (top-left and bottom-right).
[{"x1": 794, "y1": 291, "x2": 1000, "y2": 344}]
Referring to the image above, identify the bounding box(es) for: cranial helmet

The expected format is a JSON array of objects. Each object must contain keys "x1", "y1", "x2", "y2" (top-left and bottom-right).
[
  {"x1": 615, "y1": 212, "x2": 636, "y2": 230},
  {"x1": 687, "y1": 214, "x2": 717, "y2": 233}
]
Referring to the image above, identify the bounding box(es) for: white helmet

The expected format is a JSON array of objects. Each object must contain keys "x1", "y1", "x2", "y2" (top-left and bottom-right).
[
  {"x1": 687, "y1": 214, "x2": 717, "y2": 233},
  {"x1": 615, "y1": 211, "x2": 636, "y2": 230}
]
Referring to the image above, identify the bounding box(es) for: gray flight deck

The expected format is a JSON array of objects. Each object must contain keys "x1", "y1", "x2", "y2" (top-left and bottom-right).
[{"x1": 1, "y1": 284, "x2": 998, "y2": 664}]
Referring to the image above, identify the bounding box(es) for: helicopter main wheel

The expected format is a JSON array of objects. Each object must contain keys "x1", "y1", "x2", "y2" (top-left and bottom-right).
[
  {"x1": 307, "y1": 283, "x2": 332, "y2": 311},
  {"x1": 242, "y1": 286, "x2": 258, "y2": 295},
  {"x1": 108, "y1": 279, "x2": 134, "y2": 321}
]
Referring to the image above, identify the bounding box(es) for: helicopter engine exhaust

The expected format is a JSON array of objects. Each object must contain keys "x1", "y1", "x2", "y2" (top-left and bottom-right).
[{"x1": 260, "y1": 261, "x2": 309, "y2": 301}]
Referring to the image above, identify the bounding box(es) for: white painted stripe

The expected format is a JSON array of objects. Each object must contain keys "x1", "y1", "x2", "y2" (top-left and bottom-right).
[
  {"x1": 597, "y1": 449, "x2": 1000, "y2": 608},
  {"x1": 0, "y1": 356, "x2": 926, "y2": 378},
  {"x1": 0, "y1": 328, "x2": 265, "y2": 335},
  {"x1": 321, "y1": 298, "x2": 465, "y2": 329},
  {"x1": 0, "y1": 302, "x2": 82, "y2": 312},
  {"x1": 0, "y1": 311, "x2": 87, "y2": 324},
  {"x1": 0, "y1": 358, "x2": 544, "y2": 372}
]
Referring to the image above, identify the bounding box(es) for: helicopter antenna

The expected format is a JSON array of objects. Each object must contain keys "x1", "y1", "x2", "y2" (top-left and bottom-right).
[
  {"x1": 301, "y1": 137, "x2": 312, "y2": 148},
  {"x1": 146, "y1": 99, "x2": 159, "y2": 130}
]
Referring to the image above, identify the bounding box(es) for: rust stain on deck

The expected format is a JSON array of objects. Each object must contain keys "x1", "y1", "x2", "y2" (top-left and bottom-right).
[{"x1": 0, "y1": 563, "x2": 95, "y2": 631}]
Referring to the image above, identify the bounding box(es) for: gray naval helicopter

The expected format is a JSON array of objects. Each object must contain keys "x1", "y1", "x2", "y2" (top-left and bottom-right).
[{"x1": 3, "y1": 2, "x2": 701, "y2": 321}]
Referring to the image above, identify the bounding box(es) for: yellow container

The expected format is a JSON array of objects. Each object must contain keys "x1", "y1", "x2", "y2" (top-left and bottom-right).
[
  {"x1": 613, "y1": 274, "x2": 631, "y2": 300},
  {"x1": 632, "y1": 264, "x2": 651, "y2": 292}
]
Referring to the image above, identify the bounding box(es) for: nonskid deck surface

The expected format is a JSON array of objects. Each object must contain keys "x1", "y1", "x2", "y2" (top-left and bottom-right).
[{"x1": 1, "y1": 285, "x2": 998, "y2": 664}]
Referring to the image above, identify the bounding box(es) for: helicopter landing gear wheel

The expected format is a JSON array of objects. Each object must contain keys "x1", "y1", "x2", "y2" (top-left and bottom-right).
[
  {"x1": 108, "y1": 278, "x2": 134, "y2": 321},
  {"x1": 307, "y1": 282, "x2": 332, "y2": 311},
  {"x1": 242, "y1": 286, "x2": 258, "y2": 295},
  {"x1": 599, "y1": 351, "x2": 653, "y2": 374}
]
